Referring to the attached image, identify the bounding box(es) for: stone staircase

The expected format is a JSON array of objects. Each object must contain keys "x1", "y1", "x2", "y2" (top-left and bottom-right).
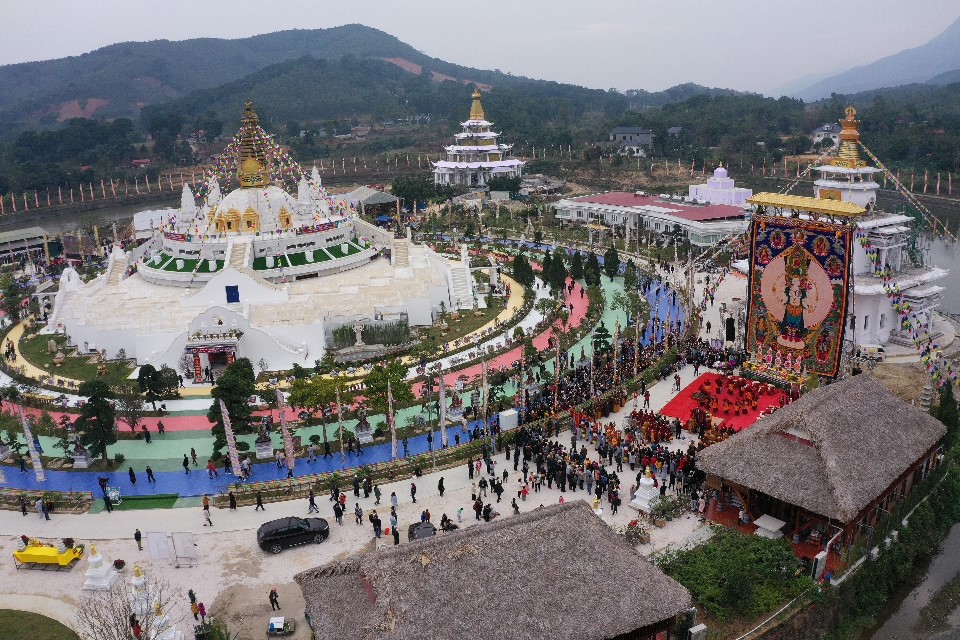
[
  {"x1": 392, "y1": 239, "x2": 409, "y2": 267},
  {"x1": 228, "y1": 239, "x2": 250, "y2": 270},
  {"x1": 106, "y1": 255, "x2": 127, "y2": 286},
  {"x1": 449, "y1": 265, "x2": 474, "y2": 310}
]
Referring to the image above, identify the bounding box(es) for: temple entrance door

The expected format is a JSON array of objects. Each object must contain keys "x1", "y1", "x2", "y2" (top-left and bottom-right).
[{"x1": 208, "y1": 351, "x2": 232, "y2": 380}]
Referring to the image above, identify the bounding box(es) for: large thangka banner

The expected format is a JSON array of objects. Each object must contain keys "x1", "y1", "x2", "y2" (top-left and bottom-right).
[{"x1": 745, "y1": 215, "x2": 852, "y2": 378}]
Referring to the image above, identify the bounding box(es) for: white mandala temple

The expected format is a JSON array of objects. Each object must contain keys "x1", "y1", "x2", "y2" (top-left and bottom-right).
[{"x1": 45, "y1": 102, "x2": 475, "y2": 379}]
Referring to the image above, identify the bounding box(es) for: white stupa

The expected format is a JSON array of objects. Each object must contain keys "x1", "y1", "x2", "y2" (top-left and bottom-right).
[{"x1": 81, "y1": 543, "x2": 119, "y2": 591}]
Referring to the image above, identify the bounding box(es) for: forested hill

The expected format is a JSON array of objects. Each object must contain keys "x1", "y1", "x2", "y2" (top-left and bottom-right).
[
  {"x1": 139, "y1": 55, "x2": 628, "y2": 139},
  {"x1": 0, "y1": 24, "x2": 523, "y2": 138}
]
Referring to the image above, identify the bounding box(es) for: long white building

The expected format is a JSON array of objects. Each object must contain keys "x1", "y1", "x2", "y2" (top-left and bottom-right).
[{"x1": 554, "y1": 191, "x2": 749, "y2": 247}]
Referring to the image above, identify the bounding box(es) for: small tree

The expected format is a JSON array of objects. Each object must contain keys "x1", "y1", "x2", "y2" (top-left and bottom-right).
[
  {"x1": 137, "y1": 364, "x2": 162, "y2": 410},
  {"x1": 584, "y1": 252, "x2": 602, "y2": 287},
  {"x1": 208, "y1": 358, "x2": 257, "y2": 457},
  {"x1": 74, "y1": 574, "x2": 183, "y2": 640},
  {"x1": 115, "y1": 383, "x2": 147, "y2": 432},
  {"x1": 363, "y1": 360, "x2": 413, "y2": 414},
  {"x1": 570, "y1": 251, "x2": 584, "y2": 281},
  {"x1": 603, "y1": 245, "x2": 621, "y2": 278},
  {"x1": 623, "y1": 259, "x2": 638, "y2": 291},
  {"x1": 76, "y1": 379, "x2": 117, "y2": 462}
]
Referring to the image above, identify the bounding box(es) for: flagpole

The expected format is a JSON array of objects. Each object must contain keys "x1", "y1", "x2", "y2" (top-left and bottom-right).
[
  {"x1": 335, "y1": 386, "x2": 346, "y2": 465},
  {"x1": 388, "y1": 380, "x2": 397, "y2": 460},
  {"x1": 276, "y1": 389, "x2": 295, "y2": 477},
  {"x1": 438, "y1": 372, "x2": 448, "y2": 448},
  {"x1": 219, "y1": 400, "x2": 242, "y2": 480}
]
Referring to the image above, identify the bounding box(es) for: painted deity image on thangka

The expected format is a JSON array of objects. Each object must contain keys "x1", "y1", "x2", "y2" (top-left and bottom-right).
[{"x1": 746, "y1": 216, "x2": 852, "y2": 378}]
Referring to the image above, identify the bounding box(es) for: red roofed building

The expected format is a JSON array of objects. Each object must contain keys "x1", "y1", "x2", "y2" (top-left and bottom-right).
[{"x1": 554, "y1": 190, "x2": 749, "y2": 247}]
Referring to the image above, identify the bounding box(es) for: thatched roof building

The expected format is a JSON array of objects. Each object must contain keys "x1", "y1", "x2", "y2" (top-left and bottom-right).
[
  {"x1": 697, "y1": 375, "x2": 946, "y2": 524},
  {"x1": 295, "y1": 501, "x2": 691, "y2": 640}
]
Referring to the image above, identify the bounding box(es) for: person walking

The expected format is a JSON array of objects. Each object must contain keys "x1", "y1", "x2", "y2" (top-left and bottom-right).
[
  {"x1": 35, "y1": 497, "x2": 48, "y2": 520},
  {"x1": 134, "y1": 529, "x2": 143, "y2": 551},
  {"x1": 145, "y1": 466, "x2": 156, "y2": 483},
  {"x1": 643, "y1": 390, "x2": 651, "y2": 409},
  {"x1": 373, "y1": 484, "x2": 382, "y2": 505},
  {"x1": 156, "y1": 420, "x2": 165, "y2": 436},
  {"x1": 308, "y1": 444, "x2": 316, "y2": 463},
  {"x1": 333, "y1": 501, "x2": 344, "y2": 526},
  {"x1": 438, "y1": 477, "x2": 445, "y2": 497},
  {"x1": 354, "y1": 503, "x2": 363, "y2": 525},
  {"x1": 228, "y1": 491, "x2": 237, "y2": 510},
  {"x1": 410, "y1": 482, "x2": 417, "y2": 503},
  {"x1": 183, "y1": 455, "x2": 191, "y2": 474},
  {"x1": 206, "y1": 460, "x2": 219, "y2": 479},
  {"x1": 191, "y1": 448, "x2": 198, "y2": 466},
  {"x1": 269, "y1": 588, "x2": 281, "y2": 611},
  {"x1": 128, "y1": 467, "x2": 137, "y2": 485},
  {"x1": 391, "y1": 492, "x2": 399, "y2": 510},
  {"x1": 255, "y1": 491, "x2": 265, "y2": 511},
  {"x1": 392, "y1": 524, "x2": 400, "y2": 546},
  {"x1": 307, "y1": 490, "x2": 319, "y2": 514},
  {"x1": 197, "y1": 602, "x2": 206, "y2": 623},
  {"x1": 18, "y1": 494, "x2": 27, "y2": 516},
  {"x1": 202, "y1": 505, "x2": 213, "y2": 526}
]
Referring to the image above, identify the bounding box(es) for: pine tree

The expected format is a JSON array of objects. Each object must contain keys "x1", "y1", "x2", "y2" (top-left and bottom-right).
[
  {"x1": 570, "y1": 251, "x2": 584, "y2": 280},
  {"x1": 623, "y1": 259, "x2": 638, "y2": 291},
  {"x1": 603, "y1": 245, "x2": 621, "y2": 278},
  {"x1": 76, "y1": 380, "x2": 117, "y2": 462},
  {"x1": 584, "y1": 252, "x2": 602, "y2": 287},
  {"x1": 208, "y1": 358, "x2": 257, "y2": 458}
]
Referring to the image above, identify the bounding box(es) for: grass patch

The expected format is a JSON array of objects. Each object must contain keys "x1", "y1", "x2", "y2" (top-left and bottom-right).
[
  {"x1": 110, "y1": 494, "x2": 179, "y2": 510},
  {"x1": 18, "y1": 332, "x2": 134, "y2": 386},
  {"x1": 325, "y1": 241, "x2": 362, "y2": 259},
  {"x1": 655, "y1": 526, "x2": 814, "y2": 622},
  {"x1": 417, "y1": 304, "x2": 502, "y2": 346},
  {"x1": 0, "y1": 610, "x2": 78, "y2": 640}
]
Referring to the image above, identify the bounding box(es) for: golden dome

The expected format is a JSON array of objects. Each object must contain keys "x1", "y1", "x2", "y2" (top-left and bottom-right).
[
  {"x1": 831, "y1": 106, "x2": 866, "y2": 168},
  {"x1": 239, "y1": 156, "x2": 266, "y2": 188},
  {"x1": 469, "y1": 87, "x2": 485, "y2": 121}
]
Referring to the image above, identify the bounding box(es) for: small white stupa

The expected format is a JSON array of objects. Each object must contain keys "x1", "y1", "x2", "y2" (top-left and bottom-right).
[
  {"x1": 629, "y1": 466, "x2": 660, "y2": 513},
  {"x1": 81, "y1": 543, "x2": 119, "y2": 591}
]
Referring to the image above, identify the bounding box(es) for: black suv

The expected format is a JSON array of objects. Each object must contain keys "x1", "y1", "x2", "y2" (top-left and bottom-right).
[
  {"x1": 408, "y1": 521, "x2": 437, "y2": 542},
  {"x1": 257, "y1": 517, "x2": 329, "y2": 554}
]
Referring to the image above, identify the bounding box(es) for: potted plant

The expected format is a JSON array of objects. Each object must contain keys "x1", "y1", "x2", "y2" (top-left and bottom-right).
[
  {"x1": 113, "y1": 559, "x2": 126, "y2": 572},
  {"x1": 62, "y1": 537, "x2": 75, "y2": 548},
  {"x1": 624, "y1": 519, "x2": 650, "y2": 545}
]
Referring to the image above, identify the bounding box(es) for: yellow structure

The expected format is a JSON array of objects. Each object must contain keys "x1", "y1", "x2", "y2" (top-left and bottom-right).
[
  {"x1": 748, "y1": 192, "x2": 866, "y2": 218},
  {"x1": 831, "y1": 106, "x2": 867, "y2": 169},
  {"x1": 237, "y1": 100, "x2": 268, "y2": 188},
  {"x1": 13, "y1": 540, "x2": 84, "y2": 567},
  {"x1": 469, "y1": 87, "x2": 486, "y2": 122}
]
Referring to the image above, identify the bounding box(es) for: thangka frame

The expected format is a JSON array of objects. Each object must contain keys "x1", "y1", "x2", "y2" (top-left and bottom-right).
[{"x1": 745, "y1": 215, "x2": 852, "y2": 378}]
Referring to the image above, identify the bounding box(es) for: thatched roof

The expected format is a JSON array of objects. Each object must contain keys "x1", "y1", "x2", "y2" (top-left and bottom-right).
[
  {"x1": 295, "y1": 501, "x2": 691, "y2": 640},
  {"x1": 697, "y1": 375, "x2": 946, "y2": 523}
]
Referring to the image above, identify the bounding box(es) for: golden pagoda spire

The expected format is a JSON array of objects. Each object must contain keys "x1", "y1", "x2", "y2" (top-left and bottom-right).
[
  {"x1": 830, "y1": 106, "x2": 867, "y2": 168},
  {"x1": 469, "y1": 87, "x2": 486, "y2": 121},
  {"x1": 238, "y1": 100, "x2": 268, "y2": 188}
]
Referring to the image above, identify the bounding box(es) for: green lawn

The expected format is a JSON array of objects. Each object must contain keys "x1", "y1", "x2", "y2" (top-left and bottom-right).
[
  {"x1": 18, "y1": 332, "x2": 135, "y2": 387},
  {"x1": 252, "y1": 255, "x2": 291, "y2": 270},
  {"x1": 326, "y1": 241, "x2": 362, "y2": 259},
  {"x1": 111, "y1": 494, "x2": 179, "y2": 510},
  {"x1": 0, "y1": 610, "x2": 78, "y2": 640}
]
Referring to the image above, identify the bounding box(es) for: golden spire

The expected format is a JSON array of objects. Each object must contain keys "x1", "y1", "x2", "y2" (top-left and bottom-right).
[
  {"x1": 238, "y1": 100, "x2": 268, "y2": 188},
  {"x1": 469, "y1": 87, "x2": 485, "y2": 121},
  {"x1": 831, "y1": 106, "x2": 867, "y2": 168}
]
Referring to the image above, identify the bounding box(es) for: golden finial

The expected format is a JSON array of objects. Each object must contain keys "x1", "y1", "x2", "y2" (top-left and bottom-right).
[
  {"x1": 469, "y1": 87, "x2": 486, "y2": 121},
  {"x1": 831, "y1": 105, "x2": 866, "y2": 168},
  {"x1": 238, "y1": 100, "x2": 267, "y2": 189},
  {"x1": 134, "y1": 564, "x2": 143, "y2": 578},
  {"x1": 643, "y1": 466, "x2": 653, "y2": 479},
  {"x1": 89, "y1": 544, "x2": 97, "y2": 556},
  {"x1": 155, "y1": 602, "x2": 163, "y2": 617}
]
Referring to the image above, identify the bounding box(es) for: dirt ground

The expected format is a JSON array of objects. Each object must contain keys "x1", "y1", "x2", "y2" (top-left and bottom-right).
[{"x1": 872, "y1": 362, "x2": 931, "y2": 404}]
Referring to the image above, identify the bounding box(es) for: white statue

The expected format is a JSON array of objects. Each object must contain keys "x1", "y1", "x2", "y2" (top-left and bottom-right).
[{"x1": 353, "y1": 320, "x2": 365, "y2": 347}]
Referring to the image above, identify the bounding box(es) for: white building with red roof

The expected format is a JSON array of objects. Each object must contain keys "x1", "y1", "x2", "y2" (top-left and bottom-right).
[{"x1": 554, "y1": 190, "x2": 749, "y2": 247}]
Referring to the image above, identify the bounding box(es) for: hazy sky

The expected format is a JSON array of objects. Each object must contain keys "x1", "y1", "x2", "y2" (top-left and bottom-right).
[{"x1": 2, "y1": 0, "x2": 958, "y2": 94}]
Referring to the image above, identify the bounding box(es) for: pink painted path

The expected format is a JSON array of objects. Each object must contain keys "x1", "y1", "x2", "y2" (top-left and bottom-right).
[{"x1": 412, "y1": 277, "x2": 588, "y2": 395}]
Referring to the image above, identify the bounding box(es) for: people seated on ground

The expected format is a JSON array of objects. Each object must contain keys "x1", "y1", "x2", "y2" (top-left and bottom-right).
[{"x1": 440, "y1": 514, "x2": 458, "y2": 531}]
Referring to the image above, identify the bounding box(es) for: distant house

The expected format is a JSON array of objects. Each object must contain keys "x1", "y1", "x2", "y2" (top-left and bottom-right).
[
  {"x1": 811, "y1": 123, "x2": 842, "y2": 146},
  {"x1": 667, "y1": 126, "x2": 684, "y2": 136},
  {"x1": 608, "y1": 127, "x2": 654, "y2": 149},
  {"x1": 131, "y1": 159, "x2": 151, "y2": 168}
]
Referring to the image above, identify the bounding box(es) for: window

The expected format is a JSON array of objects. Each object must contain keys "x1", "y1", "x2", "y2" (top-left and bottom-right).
[
  {"x1": 880, "y1": 313, "x2": 886, "y2": 329},
  {"x1": 225, "y1": 286, "x2": 240, "y2": 304},
  {"x1": 849, "y1": 315, "x2": 856, "y2": 330},
  {"x1": 863, "y1": 315, "x2": 869, "y2": 330}
]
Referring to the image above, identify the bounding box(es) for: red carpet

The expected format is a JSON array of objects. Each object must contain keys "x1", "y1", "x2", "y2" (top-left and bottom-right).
[{"x1": 660, "y1": 372, "x2": 788, "y2": 432}]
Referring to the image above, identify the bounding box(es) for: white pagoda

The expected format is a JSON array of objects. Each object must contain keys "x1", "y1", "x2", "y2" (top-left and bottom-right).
[
  {"x1": 432, "y1": 88, "x2": 524, "y2": 187},
  {"x1": 812, "y1": 107, "x2": 947, "y2": 347}
]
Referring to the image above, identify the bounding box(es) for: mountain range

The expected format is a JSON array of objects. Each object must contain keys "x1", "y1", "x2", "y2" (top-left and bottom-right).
[{"x1": 792, "y1": 15, "x2": 960, "y2": 100}]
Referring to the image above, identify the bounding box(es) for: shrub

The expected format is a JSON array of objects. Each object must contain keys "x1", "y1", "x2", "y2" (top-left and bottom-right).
[{"x1": 113, "y1": 453, "x2": 125, "y2": 467}]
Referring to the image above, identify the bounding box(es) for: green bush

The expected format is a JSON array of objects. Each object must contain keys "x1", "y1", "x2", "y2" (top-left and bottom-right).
[{"x1": 656, "y1": 526, "x2": 813, "y2": 621}]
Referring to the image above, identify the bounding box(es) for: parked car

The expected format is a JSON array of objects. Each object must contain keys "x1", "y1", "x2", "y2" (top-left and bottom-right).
[
  {"x1": 257, "y1": 517, "x2": 329, "y2": 554},
  {"x1": 408, "y1": 521, "x2": 437, "y2": 542}
]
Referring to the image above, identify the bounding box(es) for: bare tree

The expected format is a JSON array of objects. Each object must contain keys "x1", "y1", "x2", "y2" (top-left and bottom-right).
[
  {"x1": 74, "y1": 570, "x2": 184, "y2": 640},
  {"x1": 114, "y1": 383, "x2": 147, "y2": 432}
]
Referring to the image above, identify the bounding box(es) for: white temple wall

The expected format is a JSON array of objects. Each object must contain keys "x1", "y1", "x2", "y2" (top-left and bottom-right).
[
  {"x1": 240, "y1": 325, "x2": 325, "y2": 370},
  {"x1": 849, "y1": 294, "x2": 893, "y2": 346}
]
